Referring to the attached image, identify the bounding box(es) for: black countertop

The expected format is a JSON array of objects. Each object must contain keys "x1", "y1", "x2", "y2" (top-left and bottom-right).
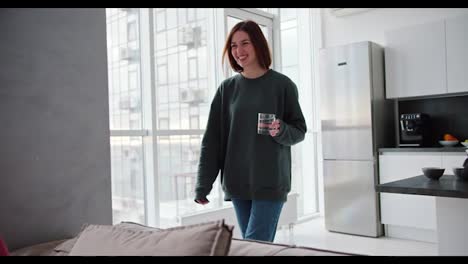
[
  {"x1": 379, "y1": 147, "x2": 468, "y2": 153},
  {"x1": 376, "y1": 175, "x2": 468, "y2": 199}
]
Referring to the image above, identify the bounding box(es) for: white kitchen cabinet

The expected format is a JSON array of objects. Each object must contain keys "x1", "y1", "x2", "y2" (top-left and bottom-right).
[
  {"x1": 446, "y1": 14, "x2": 468, "y2": 94},
  {"x1": 385, "y1": 20, "x2": 446, "y2": 99},
  {"x1": 379, "y1": 151, "x2": 468, "y2": 242},
  {"x1": 379, "y1": 153, "x2": 439, "y2": 236}
]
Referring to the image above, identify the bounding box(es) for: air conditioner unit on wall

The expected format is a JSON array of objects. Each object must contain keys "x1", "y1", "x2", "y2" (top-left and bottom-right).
[
  {"x1": 119, "y1": 47, "x2": 139, "y2": 62},
  {"x1": 180, "y1": 88, "x2": 206, "y2": 105},
  {"x1": 329, "y1": 8, "x2": 376, "y2": 17},
  {"x1": 178, "y1": 26, "x2": 202, "y2": 49}
]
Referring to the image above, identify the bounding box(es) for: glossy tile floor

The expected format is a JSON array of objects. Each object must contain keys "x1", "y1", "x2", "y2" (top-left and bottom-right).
[{"x1": 274, "y1": 217, "x2": 438, "y2": 256}]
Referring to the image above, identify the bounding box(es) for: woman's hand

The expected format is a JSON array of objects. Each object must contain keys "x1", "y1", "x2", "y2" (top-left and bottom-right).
[
  {"x1": 195, "y1": 198, "x2": 210, "y2": 205},
  {"x1": 269, "y1": 119, "x2": 281, "y2": 137}
]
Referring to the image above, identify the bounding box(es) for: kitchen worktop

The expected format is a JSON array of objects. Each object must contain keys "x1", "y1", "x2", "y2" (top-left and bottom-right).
[
  {"x1": 376, "y1": 173, "x2": 468, "y2": 255},
  {"x1": 379, "y1": 147, "x2": 468, "y2": 153},
  {"x1": 376, "y1": 174, "x2": 468, "y2": 198}
]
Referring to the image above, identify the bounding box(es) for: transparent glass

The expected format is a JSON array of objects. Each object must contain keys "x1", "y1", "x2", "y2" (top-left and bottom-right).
[
  {"x1": 106, "y1": 9, "x2": 142, "y2": 130},
  {"x1": 153, "y1": 8, "x2": 212, "y2": 131},
  {"x1": 153, "y1": 8, "x2": 219, "y2": 227},
  {"x1": 106, "y1": 9, "x2": 145, "y2": 225},
  {"x1": 157, "y1": 135, "x2": 223, "y2": 228},
  {"x1": 110, "y1": 136, "x2": 145, "y2": 224}
]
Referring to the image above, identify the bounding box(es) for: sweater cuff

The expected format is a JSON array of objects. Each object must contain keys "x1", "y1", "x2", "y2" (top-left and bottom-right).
[{"x1": 194, "y1": 188, "x2": 209, "y2": 202}]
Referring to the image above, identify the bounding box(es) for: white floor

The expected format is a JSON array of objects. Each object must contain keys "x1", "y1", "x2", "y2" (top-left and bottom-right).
[{"x1": 274, "y1": 217, "x2": 438, "y2": 256}]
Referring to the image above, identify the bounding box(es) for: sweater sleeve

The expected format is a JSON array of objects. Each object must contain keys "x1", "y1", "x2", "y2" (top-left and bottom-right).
[
  {"x1": 272, "y1": 81, "x2": 307, "y2": 146},
  {"x1": 194, "y1": 88, "x2": 222, "y2": 201}
]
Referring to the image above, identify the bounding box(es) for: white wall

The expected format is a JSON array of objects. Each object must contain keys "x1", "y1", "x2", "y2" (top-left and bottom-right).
[{"x1": 322, "y1": 8, "x2": 468, "y2": 47}]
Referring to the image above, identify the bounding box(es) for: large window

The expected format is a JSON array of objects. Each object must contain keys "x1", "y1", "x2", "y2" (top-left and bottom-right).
[{"x1": 106, "y1": 8, "x2": 321, "y2": 228}]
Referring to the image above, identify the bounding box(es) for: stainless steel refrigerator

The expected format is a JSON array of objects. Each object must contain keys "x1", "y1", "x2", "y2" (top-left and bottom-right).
[{"x1": 319, "y1": 41, "x2": 394, "y2": 237}]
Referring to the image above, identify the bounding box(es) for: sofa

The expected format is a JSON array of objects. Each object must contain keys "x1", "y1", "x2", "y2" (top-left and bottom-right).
[{"x1": 10, "y1": 220, "x2": 354, "y2": 256}]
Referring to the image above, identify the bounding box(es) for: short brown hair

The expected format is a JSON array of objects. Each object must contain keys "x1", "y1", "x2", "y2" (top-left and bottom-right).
[{"x1": 222, "y1": 20, "x2": 272, "y2": 73}]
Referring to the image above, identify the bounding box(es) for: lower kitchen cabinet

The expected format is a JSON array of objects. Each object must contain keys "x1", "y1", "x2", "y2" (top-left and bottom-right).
[{"x1": 378, "y1": 151, "x2": 466, "y2": 242}]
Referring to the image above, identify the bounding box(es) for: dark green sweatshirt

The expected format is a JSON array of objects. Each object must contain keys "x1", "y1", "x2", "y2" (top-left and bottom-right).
[{"x1": 195, "y1": 69, "x2": 307, "y2": 202}]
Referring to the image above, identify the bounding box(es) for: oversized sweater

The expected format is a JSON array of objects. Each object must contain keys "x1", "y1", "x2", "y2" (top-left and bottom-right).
[{"x1": 195, "y1": 69, "x2": 307, "y2": 202}]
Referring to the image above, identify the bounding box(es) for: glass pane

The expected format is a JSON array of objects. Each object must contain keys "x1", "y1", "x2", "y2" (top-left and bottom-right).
[
  {"x1": 281, "y1": 28, "x2": 298, "y2": 67},
  {"x1": 110, "y1": 136, "x2": 145, "y2": 224},
  {"x1": 168, "y1": 53, "x2": 178, "y2": 83},
  {"x1": 152, "y1": 8, "x2": 213, "y2": 139},
  {"x1": 156, "y1": 10, "x2": 166, "y2": 31},
  {"x1": 167, "y1": 8, "x2": 177, "y2": 29},
  {"x1": 178, "y1": 8, "x2": 187, "y2": 25},
  {"x1": 127, "y1": 20, "x2": 137, "y2": 41},
  {"x1": 167, "y1": 28, "x2": 178, "y2": 48},
  {"x1": 157, "y1": 64, "x2": 167, "y2": 84},
  {"x1": 280, "y1": 8, "x2": 297, "y2": 21},
  {"x1": 169, "y1": 103, "x2": 180, "y2": 129},
  {"x1": 187, "y1": 8, "x2": 195, "y2": 22},
  {"x1": 158, "y1": 135, "x2": 222, "y2": 228},
  {"x1": 188, "y1": 58, "x2": 197, "y2": 79},
  {"x1": 106, "y1": 9, "x2": 142, "y2": 130},
  {"x1": 156, "y1": 32, "x2": 167, "y2": 50},
  {"x1": 179, "y1": 51, "x2": 188, "y2": 82},
  {"x1": 158, "y1": 86, "x2": 168, "y2": 105}
]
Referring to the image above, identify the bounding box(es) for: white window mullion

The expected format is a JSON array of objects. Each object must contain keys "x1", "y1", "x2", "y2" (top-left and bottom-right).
[
  {"x1": 212, "y1": 8, "x2": 226, "y2": 208},
  {"x1": 139, "y1": 8, "x2": 160, "y2": 227},
  {"x1": 271, "y1": 9, "x2": 282, "y2": 71},
  {"x1": 310, "y1": 8, "x2": 325, "y2": 216},
  {"x1": 153, "y1": 129, "x2": 205, "y2": 137},
  {"x1": 110, "y1": 130, "x2": 149, "y2": 137}
]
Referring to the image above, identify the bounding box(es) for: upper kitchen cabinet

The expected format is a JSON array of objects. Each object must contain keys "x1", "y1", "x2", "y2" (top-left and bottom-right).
[
  {"x1": 446, "y1": 14, "x2": 468, "y2": 94},
  {"x1": 385, "y1": 20, "x2": 447, "y2": 99}
]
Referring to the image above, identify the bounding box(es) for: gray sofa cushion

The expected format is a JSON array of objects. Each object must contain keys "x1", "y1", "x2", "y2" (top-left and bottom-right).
[{"x1": 229, "y1": 238, "x2": 353, "y2": 256}]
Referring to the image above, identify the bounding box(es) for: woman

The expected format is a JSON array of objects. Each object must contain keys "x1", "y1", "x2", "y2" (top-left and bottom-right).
[{"x1": 194, "y1": 20, "x2": 306, "y2": 243}]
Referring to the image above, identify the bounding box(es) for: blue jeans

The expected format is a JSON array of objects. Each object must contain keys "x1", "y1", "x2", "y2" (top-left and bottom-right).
[{"x1": 231, "y1": 198, "x2": 284, "y2": 242}]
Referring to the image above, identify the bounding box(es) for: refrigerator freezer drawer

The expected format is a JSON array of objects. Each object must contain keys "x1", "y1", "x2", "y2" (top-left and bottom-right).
[{"x1": 323, "y1": 160, "x2": 382, "y2": 237}]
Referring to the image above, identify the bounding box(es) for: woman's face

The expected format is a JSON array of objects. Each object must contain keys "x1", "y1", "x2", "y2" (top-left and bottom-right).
[{"x1": 230, "y1": 30, "x2": 257, "y2": 69}]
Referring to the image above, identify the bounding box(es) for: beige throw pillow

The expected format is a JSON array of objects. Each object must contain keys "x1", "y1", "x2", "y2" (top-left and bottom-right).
[
  {"x1": 53, "y1": 221, "x2": 159, "y2": 254},
  {"x1": 68, "y1": 220, "x2": 233, "y2": 256}
]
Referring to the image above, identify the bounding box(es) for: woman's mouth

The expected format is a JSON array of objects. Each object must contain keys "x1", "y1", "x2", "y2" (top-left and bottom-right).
[{"x1": 237, "y1": 55, "x2": 247, "y2": 62}]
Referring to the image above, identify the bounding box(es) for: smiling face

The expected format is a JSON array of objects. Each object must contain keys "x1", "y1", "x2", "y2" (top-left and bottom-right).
[{"x1": 230, "y1": 30, "x2": 258, "y2": 70}]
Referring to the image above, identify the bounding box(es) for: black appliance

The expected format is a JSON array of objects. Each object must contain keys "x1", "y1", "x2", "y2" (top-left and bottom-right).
[{"x1": 399, "y1": 113, "x2": 431, "y2": 147}]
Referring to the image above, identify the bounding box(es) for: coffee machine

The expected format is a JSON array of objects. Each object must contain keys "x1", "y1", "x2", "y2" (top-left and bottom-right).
[{"x1": 399, "y1": 113, "x2": 431, "y2": 147}]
